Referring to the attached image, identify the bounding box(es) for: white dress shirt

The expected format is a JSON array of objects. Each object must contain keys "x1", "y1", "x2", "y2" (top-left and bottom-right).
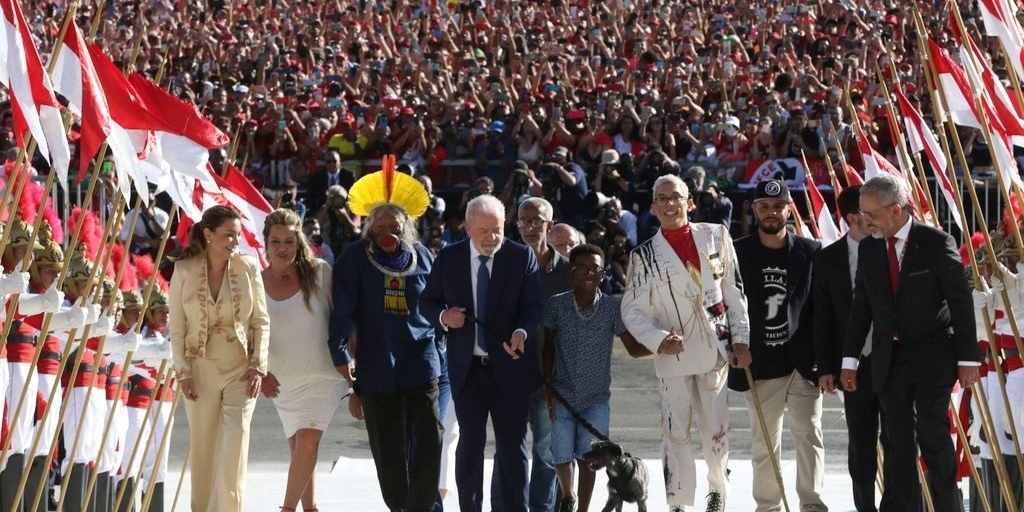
[{"x1": 847, "y1": 236, "x2": 872, "y2": 358}]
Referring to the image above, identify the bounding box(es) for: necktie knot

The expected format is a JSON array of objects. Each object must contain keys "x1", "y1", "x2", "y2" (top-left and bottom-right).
[
  {"x1": 887, "y1": 236, "x2": 898, "y2": 249},
  {"x1": 479, "y1": 255, "x2": 490, "y2": 265}
]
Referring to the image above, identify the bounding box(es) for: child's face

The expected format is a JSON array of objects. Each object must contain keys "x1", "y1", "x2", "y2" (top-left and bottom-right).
[{"x1": 570, "y1": 253, "x2": 605, "y2": 293}]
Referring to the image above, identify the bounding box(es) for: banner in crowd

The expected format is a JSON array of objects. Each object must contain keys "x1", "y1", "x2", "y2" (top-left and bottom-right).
[{"x1": 740, "y1": 157, "x2": 852, "y2": 191}]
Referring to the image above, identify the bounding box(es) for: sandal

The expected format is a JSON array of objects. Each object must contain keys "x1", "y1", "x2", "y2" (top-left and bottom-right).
[{"x1": 280, "y1": 508, "x2": 296, "y2": 512}]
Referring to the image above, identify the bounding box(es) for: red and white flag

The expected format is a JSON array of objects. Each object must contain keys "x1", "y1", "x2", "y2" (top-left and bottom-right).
[
  {"x1": 0, "y1": 0, "x2": 70, "y2": 185},
  {"x1": 51, "y1": 21, "x2": 148, "y2": 202},
  {"x1": 895, "y1": 86, "x2": 965, "y2": 234},
  {"x1": 977, "y1": 0, "x2": 1024, "y2": 81},
  {"x1": 804, "y1": 173, "x2": 840, "y2": 247},
  {"x1": 177, "y1": 164, "x2": 272, "y2": 268}
]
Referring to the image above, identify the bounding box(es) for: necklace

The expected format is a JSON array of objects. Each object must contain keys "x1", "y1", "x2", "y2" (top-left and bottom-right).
[
  {"x1": 573, "y1": 292, "x2": 602, "y2": 322},
  {"x1": 269, "y1": 264, "x2": 296, "y2": 281}
]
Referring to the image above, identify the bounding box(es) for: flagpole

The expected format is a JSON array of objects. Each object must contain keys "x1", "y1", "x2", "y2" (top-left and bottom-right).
[
  {"x1": 11, "y1": 199, "x2": 125, "y2": 511},
  {"x1": 913, "y1": 7, "x2": 1023, "y2": 507},
  {"x1": 877, "y1": 63, "x2": 940, "y2": 227},
  {"x1": 112, "y1": 363, "x2": 172, "y2": 512},
  {"x1": 822, "y1": 136, "x2": 844, "y2": 201},
  {"x1": 170, "y1": 446, "x2": 190, "y2": 512},
  {"x1": 80, "y1": 204, "x2": 179, "y2": 508},
  {"x1": 798, "y1": 149, "x2": 822, "y2": 239},
  {"x1": 139, "y1": 387, "x2": 182, "y2": 512},
  {"x1": 55, "y1": 192, "x2": 147, "y2": 511},
  {"x1": 950, "y1": 397, "x2": 995, "y2": 512}
]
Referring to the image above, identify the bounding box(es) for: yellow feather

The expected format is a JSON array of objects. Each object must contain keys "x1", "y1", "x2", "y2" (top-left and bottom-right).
[{"x1": 347, "y1": 166, "x2": 430, "y2": 219}]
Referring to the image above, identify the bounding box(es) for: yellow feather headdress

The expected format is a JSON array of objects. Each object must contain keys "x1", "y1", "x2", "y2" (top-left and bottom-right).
[{"x1": 347, "y1": 155, "x2": 430, "y2": 219}]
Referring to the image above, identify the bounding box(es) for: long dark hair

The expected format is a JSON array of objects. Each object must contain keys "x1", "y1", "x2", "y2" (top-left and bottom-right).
[
  {"x1": 263, "y1": 208, "x2": 321, "y2": 310},
  {"x1": 176, "y1": 205, "x2": 242, "y2": 261}
]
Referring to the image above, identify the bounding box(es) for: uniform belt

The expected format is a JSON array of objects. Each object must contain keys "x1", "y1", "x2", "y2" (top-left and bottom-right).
[
  {"x1": 67, "y1": 363, "x2": 95, "y2": 374},
  {"x1": 473, "y1": 355, "x2": 490, "y2": 367},
  {"x1": 106, "y1": 378, "x2": 121, "y2": 387},
  {"x1": 40, "y1": 352, "x2": 61, "y2": 361},
  {"x1": 6, "y1": 334, "x2": 37, "y2": 345},
  {"x1": 129, "y1": 388, "x2": 152, "y2": 397}
]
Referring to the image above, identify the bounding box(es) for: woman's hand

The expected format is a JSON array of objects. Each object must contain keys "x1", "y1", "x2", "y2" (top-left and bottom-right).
[
  {"x1": 348, "y1": 394, "x2": 364, "y2": 421},
  {"x1": 262, "y1": 372, "x2": 281, "y2": 398},
  {"x1": 242, "y1": 368, "x2": 263, "y2": 398},
  {"x1": 180, "y1": 378, "x2": 198, "y2": 401}
]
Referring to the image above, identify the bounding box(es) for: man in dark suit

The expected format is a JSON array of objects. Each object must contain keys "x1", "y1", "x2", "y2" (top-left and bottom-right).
[
  {"x1": 841, "y1": 174, "x2": 980, "y2": 512},
  {"x1": 812, "y1": 186, "x2": 883, "y2": 512},
  {"x1": 420, "y1": 194, "x2": 543, "y2": 512},
  {"x1": 730, "y1": 179, "x2": 826, "y2": 512},
  {"x1": 305, "y1": 149, "x2": 356, "y2": 214}
]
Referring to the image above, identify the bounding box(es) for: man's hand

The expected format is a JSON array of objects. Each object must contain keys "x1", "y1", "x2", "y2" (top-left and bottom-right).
[
  {"x1": 730, "y1": 343, "x2": 752, "y2": 368},
  {"x1": 442, "y1": 307, "x2": 466, "y2": 328},
  {"x1": 336, "y1": 362, "x2": 355, "y2": 383},
  {"x1": 840, "y1": 369, "x2": 858, "y2": 392},
  {"x1": 958, "y1": 365, "x2": 981, "y2": 389},
  {"x1": 262, "y1": 372, "x2": 281, "y2": 398},
  {"x1": 657, "y1": 331, "x2": 685, "y2": 356},
  {"x1": 818, "y1": 374, "x2": 837, "y2": 394},
  {"x1": 348, "y1": 394, "x2": 364, "y2": 421},
  {"x1": 504, "y1": 330, "x2": 526, "y2": 359}
]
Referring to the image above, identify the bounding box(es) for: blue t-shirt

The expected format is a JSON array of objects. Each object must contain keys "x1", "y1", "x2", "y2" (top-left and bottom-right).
[{"x1": 543, "y1": 292, "x2": 625, "y2": 411}]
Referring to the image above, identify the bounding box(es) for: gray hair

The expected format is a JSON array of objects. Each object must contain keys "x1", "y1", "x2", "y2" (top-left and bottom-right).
[
  {"x1": 518, "y1": 197, "x2": 554, "y2": 221},
  {"x1": 861, "y1": 174, "x2": 910, "y2": 208},
  {"x1": 362, "y1": 204, "x2": 420, "y2": 246},
  {"x1": 687, "y1": 166, "x2": 706, "y2": 180},
  {"x1": 551, "y1": 223, "x2": 582, "y2": 243},
  {"x1": 466, "y1": 194, "x2": 506, "y2": 224},
  {"x1": 652, "y1": 174, "x2": 690, "y2": 198}
]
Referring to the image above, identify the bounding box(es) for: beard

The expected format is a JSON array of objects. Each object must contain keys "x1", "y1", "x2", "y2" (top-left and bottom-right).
[{"x1": 758, "y1": 220, "x2": 786, "y2": 235}]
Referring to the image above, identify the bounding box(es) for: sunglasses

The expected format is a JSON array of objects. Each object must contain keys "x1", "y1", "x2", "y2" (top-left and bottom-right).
[{"x1": 571, "y1": 265, "x2": 606, "y2": 276}]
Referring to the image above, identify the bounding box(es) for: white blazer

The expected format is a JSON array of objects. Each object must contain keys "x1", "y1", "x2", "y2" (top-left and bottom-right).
[{"x1": 620, "y1": 222, "x2": 750, "y2": 378}]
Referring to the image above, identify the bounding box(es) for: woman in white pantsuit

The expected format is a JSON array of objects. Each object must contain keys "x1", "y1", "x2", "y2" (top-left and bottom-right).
[{"x1": 170, "y1": 205, "x2": 269, "y2": 512}]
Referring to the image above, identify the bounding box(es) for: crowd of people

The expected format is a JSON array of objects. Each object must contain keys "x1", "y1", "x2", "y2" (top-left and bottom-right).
[{"x1": 1, "y1": 0, "x2": 1024, "y2": 511}]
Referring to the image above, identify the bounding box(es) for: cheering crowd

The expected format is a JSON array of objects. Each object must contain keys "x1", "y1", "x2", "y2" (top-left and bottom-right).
[{"x1": 1, "y1": 0, "x2": 1024, "y2": 511}]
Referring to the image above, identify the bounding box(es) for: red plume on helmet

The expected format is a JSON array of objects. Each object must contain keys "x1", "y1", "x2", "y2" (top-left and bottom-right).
[
  {"x1": 133, "y1": 253, "x2": 168, "y2": 292},
  {"x1": 68, "y1": 207, "x2": 103, "y2": 261},
  {"x1": 26, "y1": 181, "x2": 64, "y2": 245},
  {"x1": 109, "y1": 242, "x2": 140, "y2": 290},
  {"x1": 959, "y1": 232, "x2": 987, "y2": 266},
  {"x1": 9, "y1": 181, "x2": 39, "y2": 224},
  {"x1": 1003, "y1": 192, "x2": 1022, "y2": 234}
]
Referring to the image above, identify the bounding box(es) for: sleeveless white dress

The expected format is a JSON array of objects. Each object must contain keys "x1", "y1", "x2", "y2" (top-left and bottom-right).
[{"x1": 267, "y1": 260, "x2": 346, "y2": 437}]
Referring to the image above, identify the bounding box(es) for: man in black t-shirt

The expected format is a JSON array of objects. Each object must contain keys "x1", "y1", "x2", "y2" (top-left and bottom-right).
[{"x1": 731, "y1": 180, "x2": 826, "y2": 512}]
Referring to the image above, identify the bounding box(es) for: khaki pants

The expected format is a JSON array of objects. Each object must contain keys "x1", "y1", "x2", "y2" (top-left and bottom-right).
[
  {"x1": 183, "y1": 338, "x2": 255, "y2": 512},
  {"x1": 744, "y1": 371, "x2": 826, "y2": 512},
  {"x1": 659, "y1": 365, "x2": 730, "y2": 508}
]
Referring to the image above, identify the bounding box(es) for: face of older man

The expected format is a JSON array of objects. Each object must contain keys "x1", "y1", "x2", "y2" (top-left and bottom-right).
[
  {"x1": 859, "y1": 190, "x2": 905, "y2": 239},
  {"x1": 467, "y1": 209, "x2": 504, "y2": 256}
]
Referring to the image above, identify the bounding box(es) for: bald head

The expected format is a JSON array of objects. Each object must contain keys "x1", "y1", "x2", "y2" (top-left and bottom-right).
[{"x1": 549, "y1": 223, "x2": 581, "y2": 259}]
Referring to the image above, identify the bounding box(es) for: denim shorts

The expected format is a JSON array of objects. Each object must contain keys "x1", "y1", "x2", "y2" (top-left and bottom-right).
[{"x1": 551, "y1": 400, "x2": 610, "y2": 464}]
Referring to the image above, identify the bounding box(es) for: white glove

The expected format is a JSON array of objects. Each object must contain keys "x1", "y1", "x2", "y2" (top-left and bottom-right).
[
  {"x1": 83, "y1": 303, "x2": 102, "y2": 325},
  {"x1": 104, "y1": 330, "x2": 141, "y2": 355},
  {"x1": 973, "y1": 287, "x2": 994, "y2": 312},
  {"x1": 973, "y1": 287, "x2": 995, "y2": 341},
  {"x1": 91, "y1": 314, "x2": 114, "y2": 338},
  {"x1": 0, "y1": 269, "x2": 29, "y2": 295},
  {"x1": 136, "y1": 335, "x2": 171, "y2": 365},
  {"x1": 993, "y1": 263, "x2": 1023, "y2": 294},
  {"x1": 17, "y1": 279, "x2": 65, "y2": 316},
  {"x1": 49, "y1": 306, "x2": 89, "y2": 332}
]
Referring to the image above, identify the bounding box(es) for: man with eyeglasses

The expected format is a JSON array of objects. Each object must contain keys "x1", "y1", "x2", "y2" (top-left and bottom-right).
[
  {"x1": 491, "y1": 197, "x2": 572, "y2": 512},
  {"x1": 730, "y1": 178, "x2": 826, "y2": 512},
  {"x1": 840, "y1": 174, "x2": 979, "y2": 512},
  {"x1": 306, "y1": 149, "x2": 356, "y2": 214},
  {"x1": 550, "y1": 224, "x2": 582, "y2": 260},
  {"x1": 621, "y1": 174, "x2": 751, "y2": 512}
]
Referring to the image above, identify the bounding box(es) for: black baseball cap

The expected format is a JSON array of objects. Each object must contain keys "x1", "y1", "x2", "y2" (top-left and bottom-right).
[{"x1": 753, "y1": 179, "x2": 792, "y2": 202}]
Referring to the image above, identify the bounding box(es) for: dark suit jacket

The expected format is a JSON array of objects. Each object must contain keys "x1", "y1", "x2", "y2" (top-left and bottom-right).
[
  {"x1": 843, "y1": 221, "x2": 979, "y2": 393},
  {"x1": 729, "y1": 232, "x2": 821, "y2": 391},
  {"x1": 305, "y1": 167, "x2": 356, "y2": 214},
  {"x1": 420, "y1": 239, "x2": 543, "y2": 399},
  {"x1": 813, "y1": 235, "x2": 855, "y2": 378}
]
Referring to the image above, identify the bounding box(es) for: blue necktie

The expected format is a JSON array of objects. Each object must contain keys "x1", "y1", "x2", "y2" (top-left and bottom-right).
[{"x1": 477, "y1": 255, "x2": 490, "y2": 353}]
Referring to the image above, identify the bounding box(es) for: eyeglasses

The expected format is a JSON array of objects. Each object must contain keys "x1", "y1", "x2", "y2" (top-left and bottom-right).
[
  {"x1": 571, "y1": 265, "x2": 606, "y2": 276},
  {"x1": 326, "y1": 159, "x2": 340, "y2": 164},
  {"x1": 553, "y1": 242, "x2": 578, "y2": 250},
  {"x1": 861, "y1": 203, "x2": 897, "y2": 220},
  {"x1": 516, "y1": 218, "x2": 549, "y2": 229},
  {"x1": 654, "y1": 194, "x2": 688, "y2": 206}
]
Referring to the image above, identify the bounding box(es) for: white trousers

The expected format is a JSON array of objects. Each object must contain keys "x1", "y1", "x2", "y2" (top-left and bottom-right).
[
  {"x1": 659, "y1": 364, "x2": 730, "y2": 507},
  {"x1": 7, "y1": 362, "x2": 38, "y2": 456},
  {"x1": 744, "y1": 371, "x2": 826, "y2": 512},
  {"x1": 34, "y1": 374, "x2": 59, "y2": 458}
]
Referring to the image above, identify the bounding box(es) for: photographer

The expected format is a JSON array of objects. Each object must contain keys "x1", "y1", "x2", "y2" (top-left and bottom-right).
[
  {"x1": 592, "y1": 149, "x2": 633, "y2": 199},
  {"x1": 684, "y1": 167, "x2": 733, "y2": 226},
  {"x1": 543, "y1": 147, "x2": 589, "y2": 228},
  {"x1": 317, "y1": 184, "x2": 360, "y2": 257},
  {"x1": 500, "y1": 160, "x2": 545, "y2": 208},
  {"x1": 302, "y1": 217, "x2": 335, "y2": 264}
]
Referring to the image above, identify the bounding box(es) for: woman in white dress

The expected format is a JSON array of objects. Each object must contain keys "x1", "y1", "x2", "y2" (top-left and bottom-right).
[{"x1": 261, "y1": 208, "x2": 346, "y2": 512}]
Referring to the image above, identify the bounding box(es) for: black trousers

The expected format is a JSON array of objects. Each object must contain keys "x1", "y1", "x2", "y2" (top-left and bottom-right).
[
  {"x1": 362, "y1": 380, "x2": 442, "y2": 512},
  {"x1": 878, "y1": 351, "x2": 958, "y2": 512},
  {"x1": 844, "y1": 355, "x2": 885, "y2": 512}
]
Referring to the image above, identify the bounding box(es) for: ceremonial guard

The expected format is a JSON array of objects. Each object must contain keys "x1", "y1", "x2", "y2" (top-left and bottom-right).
[
  {"x1": 139, "y1": 289, "x2": 172, "y2": 512},
  {"x1": 116, "y1": 289, "x2": 153, "y2": 512}
]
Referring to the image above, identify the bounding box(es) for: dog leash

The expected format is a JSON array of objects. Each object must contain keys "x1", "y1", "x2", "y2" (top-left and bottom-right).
[{"x1": 545, "y1": 384, "x2": 611, "y2": 443}]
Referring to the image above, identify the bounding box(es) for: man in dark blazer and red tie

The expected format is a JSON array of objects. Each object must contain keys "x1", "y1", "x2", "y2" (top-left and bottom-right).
[
  {"x1": 841, "y1": 174, "x2": 980, "y2": 512},
  {"x1": 812, "y1": 185, "x2": 884, "y2": 512},
  {"x1": 420, "y1": 194, "x2": 543, "y2": 512}
]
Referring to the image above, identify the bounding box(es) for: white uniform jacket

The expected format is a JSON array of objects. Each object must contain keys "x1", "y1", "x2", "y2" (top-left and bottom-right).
[{"x1": 621, "y1": 222, "x2": 750, "y2": 378}]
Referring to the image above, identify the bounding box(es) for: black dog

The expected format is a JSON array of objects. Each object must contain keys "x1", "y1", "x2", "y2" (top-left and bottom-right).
[{"x1": 584, "y1": 439, "x2": 649, "y2": 512}]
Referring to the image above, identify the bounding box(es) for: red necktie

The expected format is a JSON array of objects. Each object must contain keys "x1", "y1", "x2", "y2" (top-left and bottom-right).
[{"x1": 887, "y1": 236, "x2": 900, "y2": 296}]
